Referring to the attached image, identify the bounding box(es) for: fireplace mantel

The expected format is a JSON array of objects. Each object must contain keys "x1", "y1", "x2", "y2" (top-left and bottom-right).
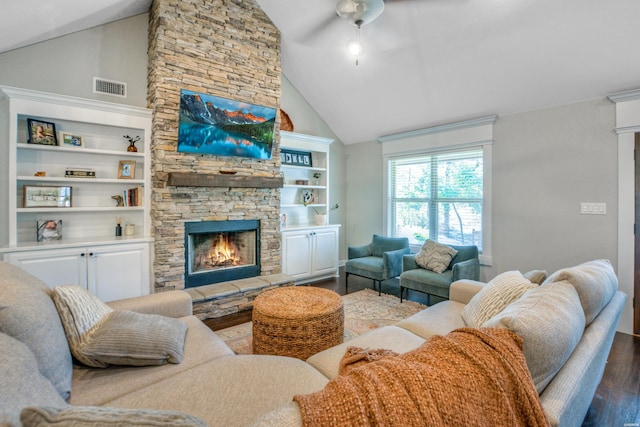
[{"x1": 167, "y1": 172, "x2": 283, "y2": 189}]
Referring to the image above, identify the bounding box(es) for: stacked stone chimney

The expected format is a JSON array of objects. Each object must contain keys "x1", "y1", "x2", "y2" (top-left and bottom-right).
[{"x1": 147, "y1": 0, "x2": 282, "y2": 290}]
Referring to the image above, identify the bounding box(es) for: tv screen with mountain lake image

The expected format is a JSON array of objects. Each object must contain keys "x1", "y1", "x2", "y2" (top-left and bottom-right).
[{"x1": 178, "y1": 89, "x2": 277, "y2": 159}]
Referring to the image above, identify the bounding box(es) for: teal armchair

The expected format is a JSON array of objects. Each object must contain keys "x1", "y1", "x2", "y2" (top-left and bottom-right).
[
  {"x1": 400, "y1": 244, "x2": 479, "y2": 303},
  {"x1": 345, "y1": 234, "x2": 410, "y2": 295}
]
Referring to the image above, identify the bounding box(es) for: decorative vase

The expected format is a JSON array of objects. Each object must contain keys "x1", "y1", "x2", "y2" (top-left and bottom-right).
[
  {"x1": 314, "y1": 214, "x2": 327, "y2": 225},
  {"x1": 127, "y1": 141, "x2": 138, "y2": 152}
]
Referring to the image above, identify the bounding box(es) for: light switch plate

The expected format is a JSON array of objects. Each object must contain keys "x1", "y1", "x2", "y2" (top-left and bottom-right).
[{"x1": 580, "y1": 202, "x2": 606, "y2": 215}]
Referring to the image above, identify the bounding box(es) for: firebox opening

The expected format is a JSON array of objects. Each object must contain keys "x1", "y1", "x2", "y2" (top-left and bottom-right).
[{"x1": 184, "y1": 220, "x2": 260, "y2": 288}]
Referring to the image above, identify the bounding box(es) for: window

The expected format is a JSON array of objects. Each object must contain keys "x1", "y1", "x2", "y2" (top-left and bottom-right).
[{"x1": 388, "y1": 148, "x2": 483, "y2": 251}]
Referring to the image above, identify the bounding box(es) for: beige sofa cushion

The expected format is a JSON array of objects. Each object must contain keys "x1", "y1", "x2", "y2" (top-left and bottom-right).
[
  {"x1": 104, "y1": 355, "x2": 329, "y2": 427},
  {"x1": 395, "y1": 300, "x2": 467, "y2": 340},
  {"x1": 306, "y1": 326, "x2": 426, "y2": 379},
  {"x1": 0, "y1": 333, "x2": 68, "y2": 427},
  {"x1": 483, "y1": 281, "x2": 585, "y2": 393},
  {"x1": 543, "y1": 259, "x2": 617, "y2": 325},
  {"x1": 0, "y1": 262, "x2": 72, "y2": 400},
  {"x1": 52, "y1": 285, "x2": 187, "y2": 368},
  {"x1": 20, "y1": 406, "x2": 207, "y2": 427},
  {"x1": 461, "y1": 271, "x2": 537, "y2": 328},
  {"x1": 414, "y1": 240, "x2": 458, "y2": 273},
  {"x1": 71, "y1": 316, "x2": 234, "y2": 406}
]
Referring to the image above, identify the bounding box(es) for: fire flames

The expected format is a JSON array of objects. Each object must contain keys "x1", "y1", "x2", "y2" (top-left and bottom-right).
[{"x1": 201, "y1": 234, "x2": 240, "y2": 268}]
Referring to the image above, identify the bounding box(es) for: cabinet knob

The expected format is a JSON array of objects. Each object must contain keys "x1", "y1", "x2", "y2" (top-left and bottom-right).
[{"x1": 80, "y1": 253, "x2": 85, "y2": 257}]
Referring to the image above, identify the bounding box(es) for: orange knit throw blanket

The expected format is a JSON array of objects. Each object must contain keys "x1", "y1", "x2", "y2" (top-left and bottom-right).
[{"x1": 294, "y1": 328, "x2": 549, "y2": 427}]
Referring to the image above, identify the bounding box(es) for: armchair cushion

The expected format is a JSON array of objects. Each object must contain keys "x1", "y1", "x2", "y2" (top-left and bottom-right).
[
  {"x1": 414, "y1": 240, "x2": 458, "y2": 273},
  {"x1": 370, "y1": 234, "x2": 409, "y2": 258},
  {"x1": 346, "y1": 235, "x2": 410, "y2": 282},
  {"x1": 347, "y1": 244, "x2": 371, "y2": 260}
]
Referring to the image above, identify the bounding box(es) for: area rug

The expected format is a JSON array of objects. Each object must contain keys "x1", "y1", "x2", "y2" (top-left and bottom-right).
[{"x1": 216, "y1": 288, "x2": 426, "y2": 355}]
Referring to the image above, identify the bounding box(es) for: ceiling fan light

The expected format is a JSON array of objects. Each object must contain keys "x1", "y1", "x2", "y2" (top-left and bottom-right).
[
  {"x1": 348, "y1": 40, "x2": 364, "y2": 56},
  {"x1": 336, "y1": 0, "x2": 385, "y2": 26}
]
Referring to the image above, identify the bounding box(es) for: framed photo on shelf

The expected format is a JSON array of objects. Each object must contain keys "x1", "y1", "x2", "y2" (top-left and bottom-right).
[
  {"x1": 281, "y1": 149, "x2": 312, "y2": 167},
  {"x1": 118, "y1": 160, "x2": 136, "y2": 179},
  {"x1": 27, "y1": 118, "x2": 57, "y2": 146},
  {"x1": 23, "y1": 186, "x2": 72, "y2": 208},
  {"x1": 36, "y1": 220, "x2": 63, "y2": 241},
  {"x1": 58, "y1": 131, "x2": 84, "y2": 147}
]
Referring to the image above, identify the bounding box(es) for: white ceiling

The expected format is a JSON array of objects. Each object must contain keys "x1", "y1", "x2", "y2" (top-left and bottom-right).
[{"x1": 2, "y1": 0, "x2": 639, "y2": 145}]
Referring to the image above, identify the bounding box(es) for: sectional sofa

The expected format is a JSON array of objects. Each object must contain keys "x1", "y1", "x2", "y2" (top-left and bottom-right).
[{"x1": 0, "y1": 259, "x2": 625, "y2": 426}]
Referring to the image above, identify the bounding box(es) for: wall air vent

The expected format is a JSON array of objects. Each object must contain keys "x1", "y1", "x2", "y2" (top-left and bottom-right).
[{"x1": 93, "y1": 77, "x2": 127, "y2": 98}]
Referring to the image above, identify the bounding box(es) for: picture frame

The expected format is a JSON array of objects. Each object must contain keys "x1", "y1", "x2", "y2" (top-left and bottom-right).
[
  {"x1": 118, "y1": 160, "x2": 136, "y2": 179},
  {"x1": 23, "y1": 186, "x2": 72, "y2": 208},
  {"x1": 281, "y1": 149, "x2": 312, "y2": 167},
  {"x1": 36, "y1": 219, "x2": 63, "y2": 241},
  {"x1": 27, "y1": 118, "x2": 57, "y2": 146},
  {"x1": 58, "y1": 131, "x2": 84, "y2": 147}
]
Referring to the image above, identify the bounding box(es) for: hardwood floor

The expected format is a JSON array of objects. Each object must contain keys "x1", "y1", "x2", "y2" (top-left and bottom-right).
[{"x1": 204, "y1": 270, "x2": 640, "y2": 426}]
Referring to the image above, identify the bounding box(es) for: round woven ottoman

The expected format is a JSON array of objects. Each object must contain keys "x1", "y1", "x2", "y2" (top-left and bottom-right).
[{"x1": 252, "y1": 286, "x2": 344, "y2": 360}]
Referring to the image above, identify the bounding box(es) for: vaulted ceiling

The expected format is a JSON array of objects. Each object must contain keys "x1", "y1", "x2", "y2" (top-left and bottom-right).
[{"x1": 2, "y1": 0, "x2": 639, "y2": 144}]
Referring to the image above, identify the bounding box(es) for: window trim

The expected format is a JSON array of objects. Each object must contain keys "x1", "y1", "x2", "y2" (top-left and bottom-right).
[{"x1": 380, "y1": 116, "x2": 495, "y2": 266}]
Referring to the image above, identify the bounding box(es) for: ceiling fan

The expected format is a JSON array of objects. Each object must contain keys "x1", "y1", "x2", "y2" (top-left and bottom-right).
[
  {"x1": 292, "y1": 0, "x2": 412, "y2": 63},
  {"x1": 335, "y1": 0, "x2": 386, "y2": 28}
]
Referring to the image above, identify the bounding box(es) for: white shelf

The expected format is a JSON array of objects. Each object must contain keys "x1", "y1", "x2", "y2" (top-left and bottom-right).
[
  {"x1": 281, "y1": 204, "x2": 326, "y2": 208},
  {"x1": 17, "y1": 176, "x2": 145, "y2": 185},
  {"x1": 17, "y1": 207, "x2": 144, "y2": 213},
  {"x1": 283, "y1": 184, "x2": 326, "y2": 189},
  {"x1": 17, "y1": 143, "x2": 145, "y2": 158},
  {"x1": 280, "y1": 164, "x2": 327, "y2": 172}
]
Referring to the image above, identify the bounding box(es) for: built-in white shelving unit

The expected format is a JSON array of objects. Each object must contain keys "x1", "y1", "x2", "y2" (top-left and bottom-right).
[
  {"x1": 279, "y1": 131, "x2": 339, "y2": 283},
  {"x1": 0, "y1": 86, "x2": 152, "y2": 301}
]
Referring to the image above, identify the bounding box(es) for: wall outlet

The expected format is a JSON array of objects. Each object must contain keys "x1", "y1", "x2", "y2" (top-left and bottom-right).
[{"x1": 580, "y1": 202, "x2": 606, "y2": 215}]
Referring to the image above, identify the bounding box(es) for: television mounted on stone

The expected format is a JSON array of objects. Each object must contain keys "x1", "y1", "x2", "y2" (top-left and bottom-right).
[{"x1": 178, "y1": 89, "x2": 276, "y2": 160}]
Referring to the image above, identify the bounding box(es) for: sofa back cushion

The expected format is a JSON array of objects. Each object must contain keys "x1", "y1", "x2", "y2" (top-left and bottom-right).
[
  {"x1": 0, "y1": 333, "x2": 68, "y2": 426},
  {"x1": 0, "y1": 262, "x2": 72, "y2": 400},
  {"x1": 543, "y1": 259, "x2": 617, "y2": 326},
  {"x1": 483, "y1": 281, "x2": 585, "y2": 393},
  {"x1": 461, "y1": 271, "x2": 537, "y2": 328}
]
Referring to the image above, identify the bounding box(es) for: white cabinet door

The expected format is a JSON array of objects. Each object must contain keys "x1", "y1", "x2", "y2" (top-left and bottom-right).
[
  {"x1": 282, "y1": 226, "x2": 339, "y2": 283},
  {"x1": 4, "y1": 248, "x2": 87, "y2": 289},
  {"x1": 87, "y1": 243, "x2": 150, "y2": 302},
  {"x1": 282, "y1": 231, "x2": 313, "y2": 280},
  {"x1": 3, "y1": 242, "x2": 150, "y2": 301},
  {"x1": 312, "y1": 228, "x2": 338, "y2": 276}
]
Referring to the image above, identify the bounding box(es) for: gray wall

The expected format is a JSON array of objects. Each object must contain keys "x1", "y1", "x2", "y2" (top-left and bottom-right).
[
  {"x1": 0, "y1": 15, "x2": 148, "y2": 106},
  {"x1": 344, "y1": 98, "x2": 619, "y2": 282}
]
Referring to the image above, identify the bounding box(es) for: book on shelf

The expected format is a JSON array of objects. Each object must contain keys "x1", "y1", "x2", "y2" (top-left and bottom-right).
[{"x1": 123, "y1": 186, "x2": 144, "y2": 207}]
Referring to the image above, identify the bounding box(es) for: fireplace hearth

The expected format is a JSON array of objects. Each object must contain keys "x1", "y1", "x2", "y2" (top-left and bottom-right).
[{"x1": 184, "y1": 220, "x2": 260, "y2": 288}]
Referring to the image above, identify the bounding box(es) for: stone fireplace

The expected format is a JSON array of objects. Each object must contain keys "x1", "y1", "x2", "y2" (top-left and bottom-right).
[
  {"x1": 147, "y1": 0, "x2": 282, "y2": 292},
  {"x1": 184, "y1": 220, "x2": 260, "y2": 288}
]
